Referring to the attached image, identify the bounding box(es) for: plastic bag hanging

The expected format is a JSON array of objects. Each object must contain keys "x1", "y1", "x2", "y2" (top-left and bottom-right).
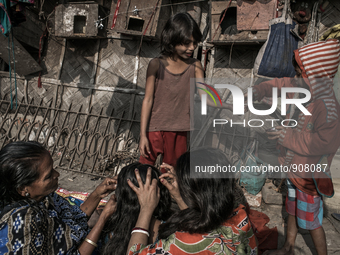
[{"x1": 236, "y1": 140, "x2": 268, "y2": 195}]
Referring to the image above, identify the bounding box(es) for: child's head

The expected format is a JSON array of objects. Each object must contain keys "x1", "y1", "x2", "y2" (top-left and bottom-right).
[
  {"x1": 103, "y1": 162, "x2": 172, "y2": 255},
  {"x1": 292, "y1": 55, "x2": 310, "y2": 93},
  {"x1": 174, "y1": 147, "x2": 234, "y2": 215},
  {"x1": 115, "y1": 162, "x2": 171, "y2": 220},
  {"x1": 161, "y1": 12, "x2": 202, "y2": 57},
  {"x1": 157, "y1": 147, "x2": 235, "y2": 239}
]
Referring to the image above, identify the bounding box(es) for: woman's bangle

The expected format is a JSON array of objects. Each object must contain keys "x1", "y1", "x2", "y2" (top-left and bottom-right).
[
  {"x1": 84, "y1": 238, "x2": 98, "y2": 248},
  {"x1": 132, "y1": 227, "x2": 149, "y2": 233},
  {"x1": 131, "y1": 227, "x2": 150, "y2": 237}
]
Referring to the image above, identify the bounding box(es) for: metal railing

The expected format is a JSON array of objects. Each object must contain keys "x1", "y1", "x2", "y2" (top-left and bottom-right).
[{"x1": 0, "y1": 93, "x2": 140, "y2": 177}]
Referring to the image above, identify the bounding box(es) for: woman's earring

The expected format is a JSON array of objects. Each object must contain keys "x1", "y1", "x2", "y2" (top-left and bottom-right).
[{"x1": 25, "y1": 192, "x2": 30, "y2": 197}]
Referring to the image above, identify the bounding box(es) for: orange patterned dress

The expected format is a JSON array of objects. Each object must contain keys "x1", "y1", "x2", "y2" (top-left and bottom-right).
[{"x1": 129, "y1": 204, "x2": 258, "y2": 255}]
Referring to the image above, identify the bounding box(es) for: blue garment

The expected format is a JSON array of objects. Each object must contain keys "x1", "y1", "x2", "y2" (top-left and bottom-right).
[
  {"x1": 0, "y1": 0, "x2": 11, "y2": 36},
  {"x1": 0, "y1": 192, "x2": 89, "y2": 255},
  {"x1": 0, "y1": 0, "x2": 35, "y2": 36}
]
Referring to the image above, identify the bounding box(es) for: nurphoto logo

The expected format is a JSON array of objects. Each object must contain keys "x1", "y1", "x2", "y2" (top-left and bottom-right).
[{"x1": 199, "y1": 83, "x2": 312, "y2": 128}]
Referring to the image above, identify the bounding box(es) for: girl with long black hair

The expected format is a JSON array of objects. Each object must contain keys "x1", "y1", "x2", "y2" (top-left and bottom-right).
[
  {"x1": 126, "y1": 148, "x2": 258, "y2": 255},
  {"x1": 103, "y1": 163, "x2": 172, "y2": 255}
]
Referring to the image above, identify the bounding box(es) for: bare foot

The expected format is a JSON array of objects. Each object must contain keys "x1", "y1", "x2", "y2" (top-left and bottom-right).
[{"x1": 262, "y1": 246, "x2": 294, "y2": 255}]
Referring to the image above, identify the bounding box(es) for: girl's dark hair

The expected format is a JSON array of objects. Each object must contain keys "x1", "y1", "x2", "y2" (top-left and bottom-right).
[
  {"x1": 161, "y1": 12, "x2": 202, "y2": 57},
  {"x1": 158, "y1": 148, "x2": 234, "y2": 239},
  {"x1": 103, "y1": 163, "x2": 172, "y2": 255},
  {"x1": 0, "y1": 141, "x2": 48, "y2": 206}
]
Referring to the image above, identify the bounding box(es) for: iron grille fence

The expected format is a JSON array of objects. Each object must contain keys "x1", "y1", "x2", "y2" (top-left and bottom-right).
[{"x1": 0, "y1": 94, "x2": 140, "y2": 177}]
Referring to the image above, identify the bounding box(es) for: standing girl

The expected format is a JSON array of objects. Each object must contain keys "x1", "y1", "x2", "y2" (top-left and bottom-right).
[{"x1": 139, "y1": 12, "x2": 231, "y2": 167}]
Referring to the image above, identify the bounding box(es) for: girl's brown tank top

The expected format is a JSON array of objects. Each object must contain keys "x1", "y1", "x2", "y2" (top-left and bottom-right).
[{"x1": 148, "y1": 58, "x2": 196, "y2": 132}]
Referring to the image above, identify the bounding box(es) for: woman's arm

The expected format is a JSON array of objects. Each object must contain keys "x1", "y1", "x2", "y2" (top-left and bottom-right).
[
  {"x1": 139, "y1": 59, "x2": 159, "y2": 158},
  {"x1": 126, "y1": 167, "x2": 160, "y2": 254},
  {"x1": 78, "y1": 194, "x2": 117, "y2": 255},
  {"x1": 80, "y1": 176, "x2": 117, "y2": 217},
  {"x1": 4, "y1": 194, "x2": 115, "y2": 255},
  {"x1": 126, "y1": 207, "x2": 154, "y2": 253},
  {"x1": 149, "y1": 218, "x2": 161, "y2": 244}
]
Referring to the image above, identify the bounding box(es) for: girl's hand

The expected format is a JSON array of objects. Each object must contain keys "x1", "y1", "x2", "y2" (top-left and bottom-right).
[
  {"x1": 160, "y1": 162, "x2": 174, "y2": 174},
  {"x1": 93, "y1": 176, "x2": 117, "y2": 199},
  {"x1": 266, "y1": 126, "x2": 285, "y2": 140},
  {"x1": 126, "y1": 167, "x2": 159, "y2": 254},
  {"x1": 159, "y1": 163, "x2": 188, "y2": 210},
  {"x1": 160, "y1": 162, "x2": 175, "y2": 174},
  {"x1": 78, "y1": 194, "x2": 117, "y2": 255},
  {"x1": 127, "y1": 167, "x2": 160, "y2": 213},
  {"x1": 81, "y1": 176, "x2": 117, "y2": 217},
  {"x1": 139, "y1": 136, "x2": 151, "y2": 158}
]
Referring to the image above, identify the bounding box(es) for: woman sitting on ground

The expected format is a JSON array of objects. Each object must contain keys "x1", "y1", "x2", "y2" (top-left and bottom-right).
[
  {"x1": 0, "y1": 141, "x2": 117, "y2": 255},
  {"x1": 126, "y1": 147, "x2": 258, "y2": 255},
  {"x1": 102, "y1": 163, "x2": 172, "y2": 255}
]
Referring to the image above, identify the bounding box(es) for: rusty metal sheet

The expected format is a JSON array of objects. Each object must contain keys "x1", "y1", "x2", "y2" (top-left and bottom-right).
[
  {"x1": 237, "y1": 0, "x2": 277, "y2": 31},
  {"x1": 0, "y1": 35, "x2": 42, "y2": 76}
]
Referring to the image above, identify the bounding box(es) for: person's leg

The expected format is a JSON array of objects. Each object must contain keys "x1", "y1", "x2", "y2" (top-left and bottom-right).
[
  {"x1": 296, "y1": 191, "x2": 326, "y2": 255},
  {"x1": 310, "y1": 227, "x2": 327, "y2": 255},
  {"x1": 263, "y1": 214, "x2": 298, "y2": 255},
  {"x1": 162, "y1": 131, "x2": 187, "y2": 168},
  {"x1": 264, "y1": 179, "x2": 298, "y2": 255},
  {"x1": 139, "y1": 131, "x2": 163, "y2": 165},
  {"x1": 284, "y1": 214, "x2": 298, "y2": 253}
]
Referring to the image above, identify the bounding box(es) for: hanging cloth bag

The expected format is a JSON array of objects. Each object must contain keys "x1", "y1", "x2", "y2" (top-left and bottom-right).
[{"x1": 254, "y1": 0, "x2": 298, "y2": 78}]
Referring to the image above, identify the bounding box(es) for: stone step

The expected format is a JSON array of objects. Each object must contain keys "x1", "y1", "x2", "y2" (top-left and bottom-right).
[{"x1": 261, "y1": 181, "x2": 286, "y2": 205}]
